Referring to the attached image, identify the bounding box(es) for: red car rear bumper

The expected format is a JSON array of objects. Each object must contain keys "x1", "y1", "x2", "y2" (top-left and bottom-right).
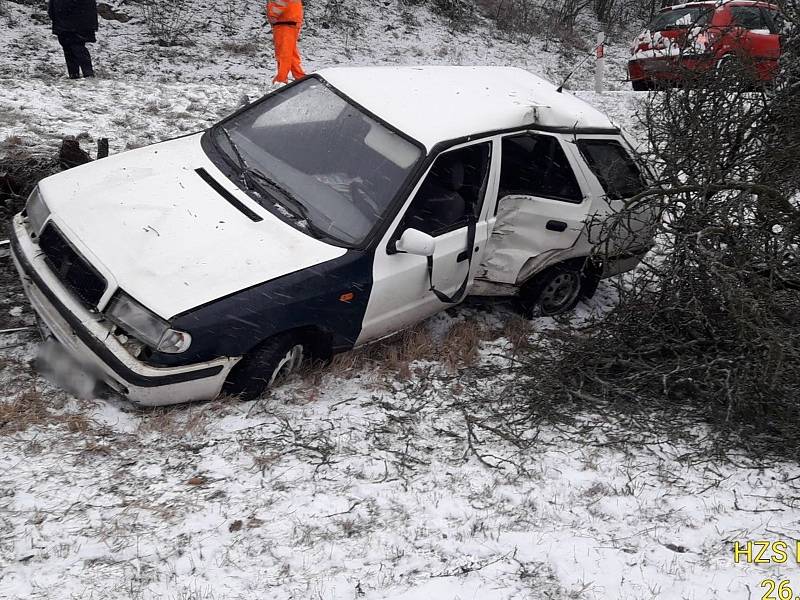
[
  {"x1": 628, "y1": 56, "x2": 715, "y2": 82},
  {"x1": 628, "y1": 55, "x2": 778, "y2": 83}
]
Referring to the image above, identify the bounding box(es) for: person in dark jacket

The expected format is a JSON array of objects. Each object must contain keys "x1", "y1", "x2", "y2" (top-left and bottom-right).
[{"x1": 47, "y1": 0, "x2": 98, "y2": 79}]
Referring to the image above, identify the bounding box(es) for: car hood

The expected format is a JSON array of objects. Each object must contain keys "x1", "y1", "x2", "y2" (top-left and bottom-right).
[{"x1": 39, "y1": 133, "x2": 347, "y2": 319}]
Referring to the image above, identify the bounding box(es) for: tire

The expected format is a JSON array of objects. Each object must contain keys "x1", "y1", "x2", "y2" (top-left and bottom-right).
[
  {"x1": 715, "y1": 54, "x2": 752, "y2": 88},
  {"x1": 579, "y1": 266, "x2": 602, "y2": 301},
  {"x1": 518, "y1": 263, "x2": 585, "y2": 317},
  {"x1": 715, "y1": 55, "x2": 737, "y2": 78},
  {"x1": 223, "y1": 333, "x2": 307, "y2": 400},
  {"x1": 631, "y1": 79, "x2": 649, "y2": 91}
]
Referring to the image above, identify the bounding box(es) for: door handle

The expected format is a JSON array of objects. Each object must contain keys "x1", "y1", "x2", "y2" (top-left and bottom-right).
[
  {"x1": 546, "y1": 220, "x2": 568, "y2": 232},
  {"x1": 457, "y1": 246, "x2": 480, "y2": 262}
]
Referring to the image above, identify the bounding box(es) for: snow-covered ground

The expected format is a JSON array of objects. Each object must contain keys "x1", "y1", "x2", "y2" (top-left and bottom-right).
[
  {"x1": 1, "y1": 0, "x2": 635, "y2": 88},
  {"x1": 2, "y1": 1, "x2": 799, "y2": 598},
  {"x1": 0, "y1": 0, "x2": 638, "y2": 154},
  {"x1": 3, "y1": 307, "x2": 800, "y2": 600}
]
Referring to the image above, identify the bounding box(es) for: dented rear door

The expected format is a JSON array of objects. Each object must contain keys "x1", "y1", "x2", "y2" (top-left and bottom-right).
[{"x1": 479, "y1": 132, "x2": 593, "y2": 285}]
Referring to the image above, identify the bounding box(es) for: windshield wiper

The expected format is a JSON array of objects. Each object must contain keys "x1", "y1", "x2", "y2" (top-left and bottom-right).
[
  {"x1": 245, "y1": 169, "x2": 335, "y2": 241},
  {"x1": 216, "y1": 126, "x2": 337, "y2": 242},
  {"x1": 245, "y1": 168, "x2": 297, "y2": 206},
  {"x1": 218, "y1": 126, "x2": 257, "y2": 191}
]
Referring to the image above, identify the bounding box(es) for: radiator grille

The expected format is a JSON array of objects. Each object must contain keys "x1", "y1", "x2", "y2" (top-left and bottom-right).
[{"x1": 38, "y1": 223, "x2": 107, "y2": 309}]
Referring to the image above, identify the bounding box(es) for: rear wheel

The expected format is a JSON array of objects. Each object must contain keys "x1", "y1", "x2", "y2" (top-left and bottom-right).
[
  {"x1": 223, "y1": 333, "x2": 307, "y2": 400},
  {"x1": 631, "y1": 79, "x2": 649, "y2": 91},
  {"x1": 715, "y1": 54, "x2": 755, "y2": 88},
  {"x1": 715, "y1": 55, "x2": 737, "y2": 77},
  {"x1": 518, "y1": 263, "x2": 586, "y2": 317}
]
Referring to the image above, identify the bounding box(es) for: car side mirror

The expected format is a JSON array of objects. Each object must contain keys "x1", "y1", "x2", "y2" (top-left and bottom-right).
[{"x1": 393, "y1": 228, "x2": 436, "y2": 257}]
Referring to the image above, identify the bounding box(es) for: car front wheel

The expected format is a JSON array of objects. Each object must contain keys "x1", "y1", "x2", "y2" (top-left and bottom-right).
[{"x1": 223, "y1": 333, "x2": 306, "y2": 400}]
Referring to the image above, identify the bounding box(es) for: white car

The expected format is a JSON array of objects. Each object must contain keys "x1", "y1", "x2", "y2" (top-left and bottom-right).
[{"x1": 10, "y1": 66, "x2": 653, "y2": 405}]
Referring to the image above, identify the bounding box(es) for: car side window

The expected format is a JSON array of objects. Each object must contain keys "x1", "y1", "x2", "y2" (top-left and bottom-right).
[
  {"x1": 577, "y1": 139, "x2": 647, "y2": 200},
  {"x1": 401, "y1": 142, "x2": 491, "y2": 237},
  {"x1": 763, "y1": 8, "x2": 785, "y2": 34},
  {"x1": 730, "y1": 6, "x2": 767, "y2": 30},
  {"x1": 499, "y1": 134, "x2": 583, "y2": 205}
]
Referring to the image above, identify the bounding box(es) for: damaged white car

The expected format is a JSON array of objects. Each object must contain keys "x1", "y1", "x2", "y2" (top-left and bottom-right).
[{"x1": 10, "y1": 66, "x2": 654, "y2": 405}]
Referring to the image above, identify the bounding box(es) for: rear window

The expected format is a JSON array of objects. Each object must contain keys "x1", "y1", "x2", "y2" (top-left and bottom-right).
[
  {"x1": 730, "y1": 6, "x2": 768, "y2": 29},
  {"x1": 648, "y1": 7, "x2": 712, "y2": 31},
  {"x1": 765, "y1": 9, "x2": 787, "y2": 33},
  {"x1": 577, "y1": 140, "x2": 647, "y2": 200}
]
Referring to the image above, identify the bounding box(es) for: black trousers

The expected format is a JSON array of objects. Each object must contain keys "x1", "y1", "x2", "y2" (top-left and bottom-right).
[{"x1": 57, "y1": 32, "x2": 95, "y2": 78}]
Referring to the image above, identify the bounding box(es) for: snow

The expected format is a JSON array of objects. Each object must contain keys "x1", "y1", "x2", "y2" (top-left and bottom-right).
[
  {"x1": 2, "y1": 1, "x2": 798, "y2": 598},
  {"x1": 0, "y1": 0, "x2": 637, "y2": 157},
  {"x1": 2, "y1": 343, "x2": 800, "y2": 599},
  {"x1": 318, "y1": 66, "x2": 616, "y2": 151}
]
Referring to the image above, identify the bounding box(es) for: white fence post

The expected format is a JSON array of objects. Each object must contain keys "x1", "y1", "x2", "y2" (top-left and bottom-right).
[{"x1": 595, "y1": 31, "x2": 605, "y2": 93}]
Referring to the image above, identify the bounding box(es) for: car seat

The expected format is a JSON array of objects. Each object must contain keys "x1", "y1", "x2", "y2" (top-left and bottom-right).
[{"x1": 408, "y1": 156, "x2": 467, "y2": 234}]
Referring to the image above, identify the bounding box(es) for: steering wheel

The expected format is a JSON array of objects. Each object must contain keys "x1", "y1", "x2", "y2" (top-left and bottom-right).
[{"x1": 350, "y1": 180, "x2": 380, "y2": 215}]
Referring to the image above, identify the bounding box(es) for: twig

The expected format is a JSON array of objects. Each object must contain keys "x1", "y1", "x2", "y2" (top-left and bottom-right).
[
  {"x1": 322, "y1": 500, "x2": 362, "y2": 518},
  {"x1": 732, "y1": 489, "x2": 785, "y2": 513},
  {"x1": 0, "y1": 341, "x2": 30, "y2": 350},
  {"x1": 431, "y1": 548, "x2": 517, "y2": 578},
  {"x1": 0, "y1": 327, "x2": 36, "y2": 336}
]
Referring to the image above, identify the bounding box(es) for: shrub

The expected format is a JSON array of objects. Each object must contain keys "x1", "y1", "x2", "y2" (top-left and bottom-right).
[
  {"x1": 482, "y1": 0, "x2": 543, "y2": 39},
  {"x1": 535, "y1": 19, "x2": 800, "y2": 458},
  {"x1": 478, "y1": 0, "x2": 593, "y2": 41},
  {"x1": 218, "y1": 0, "x2": 247, "y2": 36},
  {"x1": 317, "y1": 0, "x2": 365, "y2": 44},
  {"x1": 140, "y1": 0, "x2": 196, "y2": 47},
  {"x1": 431, "y1": 0, "x2": 476, "y2": 32}
]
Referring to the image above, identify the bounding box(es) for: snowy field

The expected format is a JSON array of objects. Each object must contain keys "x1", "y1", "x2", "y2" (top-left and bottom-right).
[{"x1": 2, "y1": 1, "x2": 800, "y2": 598}]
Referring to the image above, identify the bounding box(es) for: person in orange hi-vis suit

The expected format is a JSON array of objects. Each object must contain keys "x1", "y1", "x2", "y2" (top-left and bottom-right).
[{"x1": 266, "y1": 0, "x2": 306, "y2": 84}]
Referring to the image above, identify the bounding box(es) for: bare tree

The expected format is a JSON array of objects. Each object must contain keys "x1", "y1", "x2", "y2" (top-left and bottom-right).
[
  {"x1": 529, "y1": 15, "x2": 800, "y2": 457},
  {"x1": 140, "y1": 0, "x2": 196, "y2": 47}
]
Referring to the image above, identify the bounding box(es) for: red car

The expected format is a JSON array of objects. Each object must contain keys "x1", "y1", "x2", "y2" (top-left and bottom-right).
[{"x1": 628, "y1": 1, "x2": 783, "y2": 90}]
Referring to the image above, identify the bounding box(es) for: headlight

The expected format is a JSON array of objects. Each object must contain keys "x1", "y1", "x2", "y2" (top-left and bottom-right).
[
  {"x1": 106, "y1": 292, "x2": 192, "y2": 354},
  {"x1": 25, "y1": 187, "x2": 50, "y2": 236}
]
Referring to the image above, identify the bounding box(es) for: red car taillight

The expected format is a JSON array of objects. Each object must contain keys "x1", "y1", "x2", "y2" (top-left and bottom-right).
[{"x1": 632, "y1": 35, "x2": 667, "y2": 54}]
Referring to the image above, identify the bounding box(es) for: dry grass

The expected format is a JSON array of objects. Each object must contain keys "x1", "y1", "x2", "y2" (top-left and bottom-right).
[
  {"x1": 2, "y1": 134, "x2": 23, "y2": 148},
  {"x1": 300, "y1": 319, "x2": 498, "y2": 387},
  {"x1": 250, "y1": 451, "x2": 284, "y2": 474},
  {"x1": 440, "y1": 320, "x2": 488, "y2": 372},
  {"x1": 379, "y1": 325, "x2": 437, "y2": 376},
  {"x1": 137, "y1": 404, "x2": 209, "y2": 438},
  {"x1": 218, "y1": 40, "x2": 260, "y2": 56},
  {"x1": 337, "y1": 325, "x2": 437, "y2": 381},
  {"x1": 144, "y1": 99, "x2": 161, "y2": 114},
  {"x1": 502, "y1": 315, "x2": 533, "y2": 355},
  {"x1": 0, "y1": 386, "x2": 94, "y2": 435},
  {"x1": 0, "y1": 387, "x2": 49, "y2": 434}
]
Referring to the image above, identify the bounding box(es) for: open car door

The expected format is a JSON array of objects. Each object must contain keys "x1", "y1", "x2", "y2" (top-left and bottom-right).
[{"x1": 357, "y1": 140, "x2": 495, "y2": 343}]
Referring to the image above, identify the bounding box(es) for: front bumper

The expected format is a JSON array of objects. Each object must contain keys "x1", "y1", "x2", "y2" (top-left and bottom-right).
[{"x1": 9, "y1": 215, "x2": 237, "y2": 406}]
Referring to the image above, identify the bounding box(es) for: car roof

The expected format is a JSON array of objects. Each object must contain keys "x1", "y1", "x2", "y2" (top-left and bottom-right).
[
  {"x1": 316, "y1": 66, "x2": 617, "y2": 152},
  {"x1": 662, "y1": 0, "x2": 777, "y2": 11}
]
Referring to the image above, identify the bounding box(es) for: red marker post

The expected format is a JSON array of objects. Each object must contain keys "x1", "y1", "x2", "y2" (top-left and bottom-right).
[{"x1": 595, "y1": 31, "x2": 605, "y2": 93}]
